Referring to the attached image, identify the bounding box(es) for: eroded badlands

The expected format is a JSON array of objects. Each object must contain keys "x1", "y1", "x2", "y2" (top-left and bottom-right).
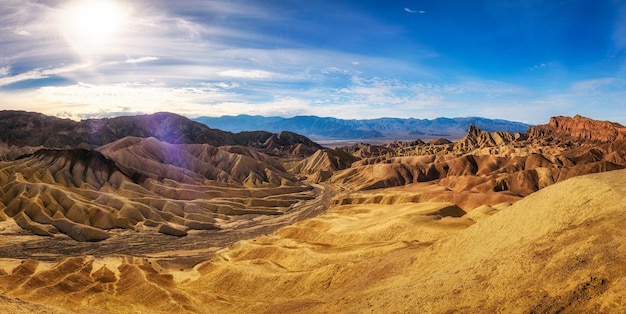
[{"x1": 2, "y1": 113, "x2": 626, "y2": 313}]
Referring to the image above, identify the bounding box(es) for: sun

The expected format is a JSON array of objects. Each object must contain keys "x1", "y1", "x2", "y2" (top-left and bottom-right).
[{"x1": 60, "y1": 0, "x2": 128, "y2": 58}]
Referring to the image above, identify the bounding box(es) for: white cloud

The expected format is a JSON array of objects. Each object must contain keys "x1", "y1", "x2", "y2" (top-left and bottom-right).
[
  {"x1": 125, "y1": 56, "x2": 159, "y2": 64},
  {"x1": 29, "y1": 82, "x2": 236, "y2": 118},
  {"x1": 570, "y1": 77, "x2": 626, "y2": 93},
  {"x1": 0, "y1": 63, "x2": 91, "y2": 87},
  {"x1": 0, "y1": 66, "x2": 10, "y2": 77},
  {"x1": 3, "y1": 73, "x2": 625, "y2": 125},
  {"x1": 199, "y1": 82, "x2": 240, "y2": 90},
  {"x1": 218, "y1": 69, "x2": 278, "y2": 79},
  {"x1": 404, "y1": 8, "x2": 417, "y2": 13},
  {"x1": 528, "y1": 62, "x2": 554, "y2": 71},
  {"x1": 441, "y1": 81, "x2": 528, "y2": 96},
  {"x1": 13, "y1": 29, "x2": 32, "y2": 36}
]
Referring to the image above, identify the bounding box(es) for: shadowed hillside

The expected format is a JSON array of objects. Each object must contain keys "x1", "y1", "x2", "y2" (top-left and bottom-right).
[
  {"x1": 0, "y1": 111, "x2": 321, "y2": 159},
  {"x1": 0, "y1": 137, "x2": 314, "y2": 242}
]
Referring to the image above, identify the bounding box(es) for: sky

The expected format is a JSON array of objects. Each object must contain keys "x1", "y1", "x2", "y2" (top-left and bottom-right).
[{"x1": 0, "y1": 0, "x2": 625, "y2": 124}]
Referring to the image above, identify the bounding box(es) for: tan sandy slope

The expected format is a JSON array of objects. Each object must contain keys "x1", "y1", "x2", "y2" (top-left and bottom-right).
[
  {"x1": 2, "y1": 169, "x2": 626, "y2": 312},
  {"x1": 183, "y1": 169, "x2": 626, "y2": 313}
]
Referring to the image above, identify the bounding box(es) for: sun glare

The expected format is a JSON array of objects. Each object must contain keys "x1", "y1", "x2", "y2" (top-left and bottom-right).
[{"x1": 60, "y1": 0, "x2": 128, "y2": 58}]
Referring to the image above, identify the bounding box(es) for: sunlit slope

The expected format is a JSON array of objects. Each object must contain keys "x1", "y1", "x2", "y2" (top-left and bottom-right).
[
  {"x1": 186, "y1": 168, "x2": 626, "y2": 313},
  {"x1": 2, "y1": 169, "x2": 624, "y2": 312}
]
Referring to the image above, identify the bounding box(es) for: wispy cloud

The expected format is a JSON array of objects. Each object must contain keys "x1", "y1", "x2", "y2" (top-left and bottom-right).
[
  {"x1": 484, "y1": 78, "x2": 626, "y2": 123},
  {"x1": 13, "y1": 30, "x2": 32, "y2": 36},
  {"x1": 570, "y1": 77, "x2": 626, "y2": 94},
  {"x1": 440, "y1": 81, "x2": 528, "y2": 96},
  {"x1": 613, "y1": 5, "x2": 626, "y2": 49},
  {"x1": 527, "y1": 62, "x2": 554, "y2": 71},
  {"x1": 0, "y1": 63, "x2": 91, "y2": 87},
  {"x1": 125, "y1": 56, "x2": 159, "y2": 64},
  {"x1": 0, "y1": 66, "x2": 10, "y2": 77},
  {"x1": 32, "y1": 81, "x2": 238, "y2": 118},
  {"x1": 404, "y1": 8, "x2": 425, "y2": 14},
  {"x1": 218, "y1": 69, "x2": 278, "y2": 79}
]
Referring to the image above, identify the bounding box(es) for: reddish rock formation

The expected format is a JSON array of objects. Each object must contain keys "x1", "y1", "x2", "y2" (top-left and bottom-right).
[{"x1": 529, "y1": 115, "x2": 626, "y2": 142}]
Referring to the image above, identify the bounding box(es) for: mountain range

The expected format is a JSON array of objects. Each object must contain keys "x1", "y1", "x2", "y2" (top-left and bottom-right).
[
  {"x1": 193, "y1": 115, "x2": 531, "y2": 141},
  {"x1": 0, "y1": 111, "x2": 321, "y2": 159}
]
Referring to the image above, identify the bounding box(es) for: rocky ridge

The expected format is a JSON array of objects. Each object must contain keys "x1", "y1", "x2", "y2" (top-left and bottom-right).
[
  {"x1": 529, "y1": 114, "x2": 626, "y2": 142},
  {"x1": 323, "y1": 115, "x2": 626, "y2": 203},
  {"x1": 0, "y1": 111, "x2": 321, "y2": 160}
]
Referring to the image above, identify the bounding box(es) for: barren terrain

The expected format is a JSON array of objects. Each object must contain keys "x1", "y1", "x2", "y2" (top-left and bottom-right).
[{"x1": 2, "y1": 113, "x2": 626, "y2": 313}]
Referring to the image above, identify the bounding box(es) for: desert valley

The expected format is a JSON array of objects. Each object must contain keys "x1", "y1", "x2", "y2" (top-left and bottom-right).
[
  {"x1": 2, "y1": 0, "x2": 624, "y2": 312},
  {"x1": 0, "y1": 111, "x2": 625, "y2": 313}
]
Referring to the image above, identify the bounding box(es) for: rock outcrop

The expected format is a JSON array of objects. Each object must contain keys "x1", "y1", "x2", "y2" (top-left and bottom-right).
[
  {"x1": 453, "y1": 125, "x2": 524, "y2": 152},
  {"x1": 529, "y1": 114, "x2": 626, "y2": 142}
]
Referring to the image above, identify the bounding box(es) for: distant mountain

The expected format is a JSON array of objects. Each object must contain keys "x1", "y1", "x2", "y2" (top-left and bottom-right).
[
  {"x1": 194, "y1": 115, "x2": 531, "y2": 140},
  {"x1": 0, "y1": 111, "x2": 321, "y2": 159}
]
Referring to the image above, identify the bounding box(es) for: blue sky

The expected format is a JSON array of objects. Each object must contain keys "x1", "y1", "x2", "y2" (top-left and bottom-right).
[{"x1": 1, "y1": 0, "x2": 625, "y2": 124}]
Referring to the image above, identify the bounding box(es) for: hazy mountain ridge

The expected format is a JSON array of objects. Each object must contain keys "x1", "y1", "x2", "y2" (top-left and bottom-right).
[{"x1": 193, "y1": 114, "x2": 531, "y2": 140}]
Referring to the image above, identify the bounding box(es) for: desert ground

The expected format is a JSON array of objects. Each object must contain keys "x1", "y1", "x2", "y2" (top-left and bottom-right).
[{"x1": 2, "y1": 112, "x2": 626, "y2": 313}]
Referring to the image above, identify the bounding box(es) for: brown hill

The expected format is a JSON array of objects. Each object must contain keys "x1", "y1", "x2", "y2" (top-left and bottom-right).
[
  {"x1": 97, "y1": 136, "x2": 297, "y2": 186},
  {"x1": 0, "y1": 137, "x2": 313, "y2": 241},
  {"x1": 248, "y1": 131, "x2": 322, "y2": 157},
  {"x1": 0, "y1": 111, "x2": 321, "y2": 159},
  {"x1": 290, "y1": 148, "x2": 361, "y2": 182},
  {"x1": 337, "y1": 142, "x2": 397, "y2": 159}
]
